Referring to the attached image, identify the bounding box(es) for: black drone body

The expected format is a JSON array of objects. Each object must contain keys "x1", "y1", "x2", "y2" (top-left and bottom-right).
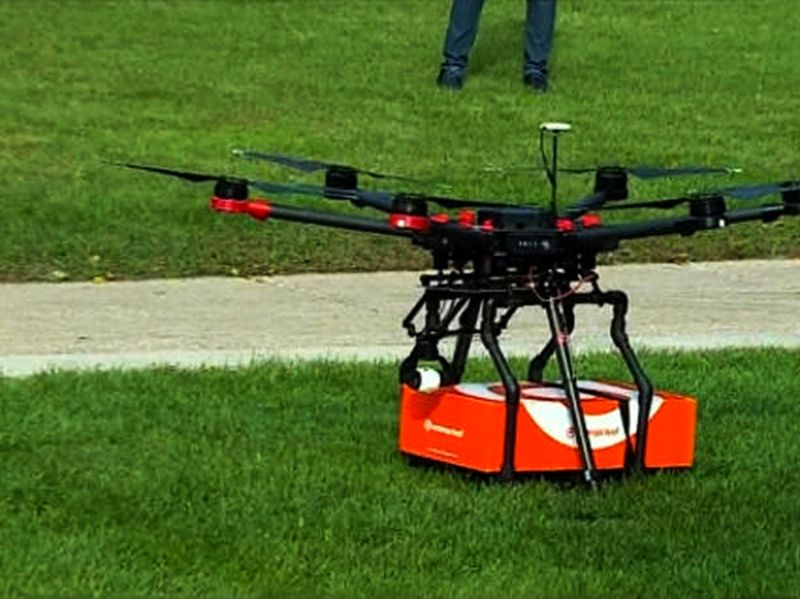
[{"x1": 119, "y1": 124, "x2": 800, "y2": 489}]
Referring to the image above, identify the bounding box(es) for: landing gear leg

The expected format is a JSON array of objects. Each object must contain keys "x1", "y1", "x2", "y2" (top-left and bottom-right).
[
  {"x1": 479, "y1": 298, "x2": 520, "y2": 481},
  {"x1": 545, "y1": 297, "x2": 598, "y2": 490}
]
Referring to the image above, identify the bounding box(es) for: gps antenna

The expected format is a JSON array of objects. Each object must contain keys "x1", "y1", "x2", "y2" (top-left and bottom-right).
[{"x1": 539, "y1": 122, "x2": 572, "y2": 217}]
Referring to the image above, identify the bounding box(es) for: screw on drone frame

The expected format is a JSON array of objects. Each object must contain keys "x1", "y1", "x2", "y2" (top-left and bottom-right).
[{"x1": 539, "y1": 122, "x2": 572, "y2": 217}]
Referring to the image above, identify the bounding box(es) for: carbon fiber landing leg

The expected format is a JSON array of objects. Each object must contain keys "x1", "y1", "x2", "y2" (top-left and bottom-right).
[
  {"x1": 479, "y1": 298, "x2": 520, "y2": 481},
  {"x1": 544, "y1": 297, "x2": 598, "y2": 490}
]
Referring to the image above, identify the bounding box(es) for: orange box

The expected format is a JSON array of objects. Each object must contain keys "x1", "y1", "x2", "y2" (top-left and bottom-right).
[{"x1": 398, "y1": 380, "x2": 696, "y2": 474}]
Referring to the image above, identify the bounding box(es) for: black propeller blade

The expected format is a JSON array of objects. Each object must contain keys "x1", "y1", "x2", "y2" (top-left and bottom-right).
[
  {"x1": 486, "y1": 164, "x2": 741, "y2": 179},
  {"x1": 599, "y1": 180, "x2": 800, "y2": 211},
  {"x1": 232, "y1": 149, "x2": 426, "y2": 184},
  {"x1": 562, "y1": 165, "x2": 741, "y2": 179},
  {"x1": 114, "y1": 162, "x2": 237, "y2": 183},
  {"x1": 716, "y1": 181, "x2": 800, "y2": 200}
]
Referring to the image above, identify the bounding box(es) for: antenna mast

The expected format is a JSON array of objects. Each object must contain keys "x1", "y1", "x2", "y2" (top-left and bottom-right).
[{"x1": 539, "y1": 122, "x2": 572, "y2": 217}]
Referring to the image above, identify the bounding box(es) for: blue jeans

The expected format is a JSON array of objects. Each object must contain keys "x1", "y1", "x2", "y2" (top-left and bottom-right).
[{"x1": 441, "y1": 0, "x2": 556, "y2": 73}]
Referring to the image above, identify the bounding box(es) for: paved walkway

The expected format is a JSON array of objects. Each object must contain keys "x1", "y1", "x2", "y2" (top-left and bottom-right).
[{"x1": 2, "y1": 260, "x2": 799, "y2": 377}]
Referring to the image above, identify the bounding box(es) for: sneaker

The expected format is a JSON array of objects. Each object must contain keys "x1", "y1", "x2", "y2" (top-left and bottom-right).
[
  {"x1": 437, "y1": 65, "x2": 466, "y2": 90},
  {"x1": 523, "y1": 62, "x2": 549, "y2": 92},
  {"x1": 523, "y1": 70, "x2": 548, "y2": 92}
]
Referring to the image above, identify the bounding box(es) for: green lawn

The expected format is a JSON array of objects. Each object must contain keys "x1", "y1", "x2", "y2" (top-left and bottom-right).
[
  {"x1": 2, "y1": 349, "x2": 799, "y2": 597},
  {"x1": 1, "y1": 0, "x2": 799, "y2": 281}
]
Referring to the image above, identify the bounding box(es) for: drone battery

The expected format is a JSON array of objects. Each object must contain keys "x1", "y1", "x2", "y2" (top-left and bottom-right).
[{"x1": 398, "y1": 380, "x2": 696, "y2": 474}]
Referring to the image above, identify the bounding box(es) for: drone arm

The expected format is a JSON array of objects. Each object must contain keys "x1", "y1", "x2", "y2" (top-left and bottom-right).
[
  {"x1": 573, "y1": 203, "x2": 796, "y2": 250},
  {"x1": 563, "y1": 192, "x2": 607, "y2": 217},
  {"x1": 268, "y1": 203, "x2": 413, "y2": 237},
  {"x1": 723, "y1": 204, "x2": 787, "y2": 224},
  {"x1": 211, "y1": 197, "x2": 413, "y2": 238},
  {"x1": 573, "y1": 215, "x2": 702, "y2": 250}
]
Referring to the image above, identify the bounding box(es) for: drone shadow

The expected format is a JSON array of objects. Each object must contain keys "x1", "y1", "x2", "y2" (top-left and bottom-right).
[{"x1": 403, "y1": 454, "x2": 691, "y2": 491}]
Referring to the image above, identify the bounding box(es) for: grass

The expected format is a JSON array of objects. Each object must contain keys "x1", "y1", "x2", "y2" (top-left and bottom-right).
[
  {"x1": 1, "y1": 0, "x2": 799, "y2": 281},
  {"x1": 2, "y1": 348, "x2": 799, "y2": 597}
]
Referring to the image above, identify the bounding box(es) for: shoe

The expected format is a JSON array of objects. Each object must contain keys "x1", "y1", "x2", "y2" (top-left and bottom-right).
[
  {"x1": 523, "y1": 70, "x2": 548, "y2": 92},
  {"x1": 437, "y1": 66, "x2": 466, "y2": 90},
  {"x1": 523, "y1": 62, "x2": 549, "y2": 92}
]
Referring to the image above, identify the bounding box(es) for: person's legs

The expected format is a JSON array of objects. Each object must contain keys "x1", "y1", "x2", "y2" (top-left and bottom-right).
[
  {"x1": 438, "y1": 0, "x2": 486, "y2": 88},
  {"x1": 442, "y1": 0, "x2": 486, "y2": 68},
  {"x1": 522, "y1": 0, "x2": 556, "y2": 91}
]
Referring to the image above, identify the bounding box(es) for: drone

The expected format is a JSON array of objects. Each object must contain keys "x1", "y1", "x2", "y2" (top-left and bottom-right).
[{"x1": 119, "y1": 123, "x2": 800, "y2": 489}]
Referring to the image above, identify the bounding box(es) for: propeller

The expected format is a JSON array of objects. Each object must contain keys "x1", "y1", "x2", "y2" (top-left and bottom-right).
[
  {"x1": 599, "y1": 180, "x2": 800, "y2": 211},
  {"x1": 563, "y1": 165, "x2": 741, "y2": 179},
  {"x1": 232, "y1": 149, "x2": 427, "y2": 184},
  {"x1": 486, "y1": 164, "x2": 741, "y2": 179},
  {"x1": 114, "y1": 162, "x2": 507, "y2": 213},
  {"x1": 715, "y1": 181, "x2": 800, "y2": 200},
  {"x1": 114, "y1": 162, "x2": 239, "y2": 184},
  {"x1": 113, "y1": 162, "x2": 398, "y2": 211}
]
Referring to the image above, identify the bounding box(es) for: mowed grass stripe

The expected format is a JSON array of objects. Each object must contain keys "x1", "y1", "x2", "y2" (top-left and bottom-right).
[
  {"x1": 1, "y1": 348, "x2": 799, "y2": 596},
  {"x1": 1, "y1": 0, "x2": 799, "y2": 281}
]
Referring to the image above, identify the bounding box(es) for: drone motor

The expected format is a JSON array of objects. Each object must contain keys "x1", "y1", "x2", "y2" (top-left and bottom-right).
[
  {"x1": 213, "y1": 178, "x2": 248, "y2": 201},
  {"x1": 594, "y1": 167, "x2": 629, "y2": 202},
  {"x1": 783, "y1": 184, "x2": 800, "y2": 214},
  {"x1": 325, "y1": 165, "x2": 359, "y2": 191},
  {"x1": 392, "y1": 194, "x2": 429, "y2": 216},
  {"x1": 688, "y1": 195, "x2": 727, "y2": 227}
]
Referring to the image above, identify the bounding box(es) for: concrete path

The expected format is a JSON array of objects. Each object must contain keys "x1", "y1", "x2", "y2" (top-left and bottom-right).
[{"x1": 2, "y1": 260, "x2": 799, "y2": 377}]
